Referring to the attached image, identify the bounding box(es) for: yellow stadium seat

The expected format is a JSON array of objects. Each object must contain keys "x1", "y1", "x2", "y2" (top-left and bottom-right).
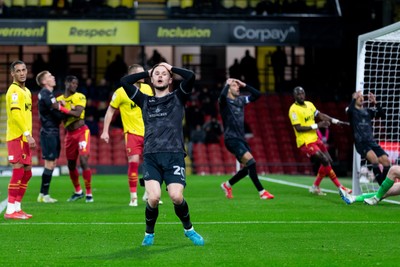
[
  {"x1": 235, "y1": 0, "x2": 248, "y2": 8},
  {"x1": 40, "y1": 0, "x2": 53, "y2": 6},
  {"x1": 26, "y1": 0, "x2": 39, "y2": 6},
  {"x1": 121, "y1": 0, "x2": 133, "y2": 8},
  {"x1": 181, "y1": 0, "x2": 192, "y2": 9},
  {"x1": 11, "y1": 0, "x2": 25, "y2": 7},
  {"x1": 106, "y1": 0, "x2": 120, "y2": 8},
  {"x1": 222, "y1": 0, "x2": 235, "y2": 8}
]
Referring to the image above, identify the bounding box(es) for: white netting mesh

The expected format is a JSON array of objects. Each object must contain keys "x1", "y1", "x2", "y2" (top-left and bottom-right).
[{"x1": 354, "y1": 37, "x2": 400, "y2": 194}]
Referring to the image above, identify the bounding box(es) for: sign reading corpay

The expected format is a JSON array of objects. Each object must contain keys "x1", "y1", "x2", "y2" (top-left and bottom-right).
[
  {"x1": 47, "y1": 21, "x2": 139, "y2": 45},
  {"x1": 229, "y1": 22, "x2": 299, "y2": 44},
  {"x1": 140, "y1": 21, "x2": 299, "y2": 45}
]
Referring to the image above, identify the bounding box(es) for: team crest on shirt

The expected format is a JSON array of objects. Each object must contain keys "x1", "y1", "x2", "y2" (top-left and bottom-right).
[
  {"x1": 12, "y1": 93, "x2": 18, "y2": 101},
  {"x1": 291, "y1": 112, "x2": 298, "y2": 120}
]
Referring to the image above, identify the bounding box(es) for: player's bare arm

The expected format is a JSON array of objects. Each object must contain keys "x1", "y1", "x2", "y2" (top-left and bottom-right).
[
  {"x1": 318, "y1": 112, "x2": 350, "y2": 126},
  {"x1": 100, "y1": 106, "x2": 117, "y2": 144},
  {"x1": 293, "y1": 121, "x2": 330, "y2": 132}
]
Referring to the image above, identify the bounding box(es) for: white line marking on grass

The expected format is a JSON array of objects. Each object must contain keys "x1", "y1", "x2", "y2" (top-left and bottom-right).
[
  {"x1": 0, "y1": 198, "x2": 7, "y2": 214},
  {"x1": 259, "y1": 176, "x2": 400, "y2": 205},
  {"x1": 1, "y1": 221, "x2": 400, "y2": 226}
]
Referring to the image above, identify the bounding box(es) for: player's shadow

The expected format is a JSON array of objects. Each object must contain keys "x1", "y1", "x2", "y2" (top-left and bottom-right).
[{"x1": 77, "y1": 244, "x2": 198, "y2": 261}]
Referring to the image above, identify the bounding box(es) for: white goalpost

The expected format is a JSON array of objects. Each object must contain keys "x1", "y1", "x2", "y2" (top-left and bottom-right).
[{"x1": 352, "y1": 22, "x2": 400, "y2": 195}]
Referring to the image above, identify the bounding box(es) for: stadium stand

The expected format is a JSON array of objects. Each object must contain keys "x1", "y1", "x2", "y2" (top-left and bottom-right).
[{"x1": 1, "y1": 0, "x2": 339, "y2": 19}]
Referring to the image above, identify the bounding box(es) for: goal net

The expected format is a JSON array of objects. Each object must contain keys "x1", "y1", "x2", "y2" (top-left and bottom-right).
[{"x1": 352, "y1": 22, "x2": 400, "y2": 195}]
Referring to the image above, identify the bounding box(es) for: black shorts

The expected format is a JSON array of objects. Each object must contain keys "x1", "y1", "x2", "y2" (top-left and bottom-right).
[
  {"x1": 40, "y1": 130, "x2": 61, "y2": 161},
  {"x1": 142, "y1": 152, "x2": 186, "y2": 187},
  {"x1": 225, "y1": 138, "x2": 251, "y2": 162},
  {"x1": 355, "y1": 140, "x2": 388, "y2": 159}
]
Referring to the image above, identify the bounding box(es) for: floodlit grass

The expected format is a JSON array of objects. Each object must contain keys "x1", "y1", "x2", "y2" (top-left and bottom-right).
[{"x1": 1, "y1": 173, "x2": 399, "y2": 266}]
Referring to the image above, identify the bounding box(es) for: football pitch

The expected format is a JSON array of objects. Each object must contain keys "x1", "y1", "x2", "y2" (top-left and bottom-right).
[{"x1": 1, "y1": 173, "x2": 399, "y2": 267}]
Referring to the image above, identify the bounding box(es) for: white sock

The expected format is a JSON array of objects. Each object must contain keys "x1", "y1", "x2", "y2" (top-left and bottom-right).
[
  {"x1": 225, "y1": 181, "x2": 231, "y2": 187},
  {"x1": 185, "y1": 227, "x2": 194, "y2": 232},
  {"x1": 130, "y1": 192, "x2": 137, "y2": 199},
  {"x1": 259, "y1": 189, "x2": 265, "y2": 195},
  {"x1": 6, "y1": 202, "x2": 15, "y2": 214},
  {"x1": 14, "y1": 201, "x2": 21, "y2": 212}
]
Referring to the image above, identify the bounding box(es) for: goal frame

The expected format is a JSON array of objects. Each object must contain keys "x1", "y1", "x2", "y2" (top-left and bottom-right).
[{"x1": 352, "y1": 21, "x2": 400, "y2": 195}]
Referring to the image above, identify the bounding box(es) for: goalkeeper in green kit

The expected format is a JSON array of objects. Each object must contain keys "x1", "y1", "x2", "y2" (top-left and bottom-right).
[{"x1": 339, "y1": 165, "x2": 400, "y2": 205}]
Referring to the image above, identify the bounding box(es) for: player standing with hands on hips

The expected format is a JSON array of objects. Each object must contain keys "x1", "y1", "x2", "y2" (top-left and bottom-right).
[{"x1": 120, "y1": 62, "x2": 204, "y2": 246}]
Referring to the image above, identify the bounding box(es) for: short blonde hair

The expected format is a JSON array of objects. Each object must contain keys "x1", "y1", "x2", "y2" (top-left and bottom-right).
[{"x1": 36, "y1": 70, "x2": 49, "y2": 86}]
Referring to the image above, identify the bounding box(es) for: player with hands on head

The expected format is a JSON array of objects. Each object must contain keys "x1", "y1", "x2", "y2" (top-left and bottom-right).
[
  {"x1": 346, "y1": 90, "x2": 390, "y2": 185},
  {"x1": 120, "y1": 62, "x2": 204, "y2": 246},
  {"x1": 289, "y1": 86, "x2": 351, "y2": 196},
  {"x1": 219, "y1": 78, "x2": 274, "y2": 200},
  {"x1": 100, "y1": 64, "x2": 163, "y2": 207}
]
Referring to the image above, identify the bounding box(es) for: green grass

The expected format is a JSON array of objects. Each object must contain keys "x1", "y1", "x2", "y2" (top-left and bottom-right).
[{"x1": 1, "y1": 173, "x2": 399, "y2": 267}]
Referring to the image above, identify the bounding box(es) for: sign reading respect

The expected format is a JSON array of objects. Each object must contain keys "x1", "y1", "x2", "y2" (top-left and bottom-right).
[{"x1": 47, "y1": 21, "x2": 139, "y2": 45}]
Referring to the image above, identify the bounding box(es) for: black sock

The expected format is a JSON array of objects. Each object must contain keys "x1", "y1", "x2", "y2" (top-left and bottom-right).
[
  {"x1": 379, "y1": 166, "x2": 391, "y2": 184},
  {"x1": 372, "y1": 164, "x2": 384, "y2": 185},
  {"x1": 229, "y1": 167, "x2": 248, "y2": 186},
  {"x1": 41, "y1": 168, "x2": 53, "y2": 195},
  {"x1": 145, "y1": 202, "x2": 159, "y2": 234},
  {"x1": 247, "y1": 162, "x2": 264, "y2": 192},
  {"x1": 174, "y1": 199, "x2": 192, "y2": 230}
]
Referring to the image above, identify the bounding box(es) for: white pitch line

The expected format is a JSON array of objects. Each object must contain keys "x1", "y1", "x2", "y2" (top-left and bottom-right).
[
  {"x1": 259, "y1": 175, "x2": 400, "y2": 205},
  {"x1": 0, "y1": 198, "x2": 7, "y2": 214},
  {"x1": 1, "y1": 221, "x2": 400, "y2": 226},
  {"x1": 1, "y1": 175, "x2": 399, "y2": 215}
]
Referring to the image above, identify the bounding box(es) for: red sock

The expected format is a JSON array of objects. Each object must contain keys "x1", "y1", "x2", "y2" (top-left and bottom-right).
[
  {"x1": 128, "y1": 162, "x2": 139, "y2": 193},
  {"x1": 16, "y1": 170, "x2": 32, "y2": 203},
  {"x1": 325, "y1": 165, "x2": 341, "y2": 187},
  {"x1": 82, "y1": 169, "x2": 92, "y2": 195},
  {"x1": 8, "y1": 168, "x2": 24, "y2": 203},
  {"x1": 313, "y1": 165, "x2": 325, "y2": 186},
  {"x1": 69, "y1": 168, "x2": 81, "y2": 192}
]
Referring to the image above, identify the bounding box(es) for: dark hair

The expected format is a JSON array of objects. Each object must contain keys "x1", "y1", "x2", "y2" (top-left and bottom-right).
[
  {"x1": 10, "y1": 60, "x2": 25, "y2": 72},
  {"x1": 293, "y1": 86, "x2": 304, "y2": 94},
  {"x1": 65, "y1": 75, "x2": 78, "y2": 83}
]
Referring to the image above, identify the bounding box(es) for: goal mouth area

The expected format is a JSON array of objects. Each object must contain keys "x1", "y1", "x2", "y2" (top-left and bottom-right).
[{"x1": 353, "y1": 22, "x2": 400, "y2": 195}]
